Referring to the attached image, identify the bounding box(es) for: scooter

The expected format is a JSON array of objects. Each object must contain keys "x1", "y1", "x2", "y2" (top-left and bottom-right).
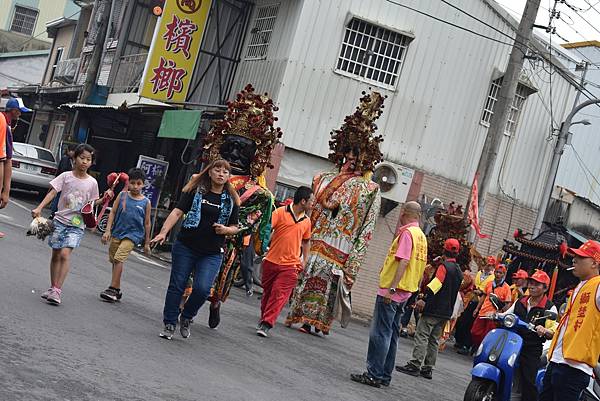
[{"x1": 464, "y1": 294, "x2": 557, "y2": 401}]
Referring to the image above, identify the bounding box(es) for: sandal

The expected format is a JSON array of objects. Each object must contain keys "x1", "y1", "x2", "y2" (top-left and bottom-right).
[
  {"x1": 350, "y1": 372, "x2": 381, "y2": 388},
  {"x1": 298, "y1": 324, "x2": 312, "y2": 334}
]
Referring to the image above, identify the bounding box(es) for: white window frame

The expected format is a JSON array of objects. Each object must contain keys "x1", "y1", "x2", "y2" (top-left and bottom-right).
[
  {"x1": 10, "y1": 5, "x2": 38, "y2": 36},
  {"x1": 245, "y1": 3, "x2": 280, "y2": 60},
  {"x1": 480, "y1": 77, "x2": 530, "y2": 136},
  {"x1": 50, "y1": 47, "x2": 64, "y2": 80},
  {"x1": 334, "y1": 17, "x2": 413, "y2": 90}
]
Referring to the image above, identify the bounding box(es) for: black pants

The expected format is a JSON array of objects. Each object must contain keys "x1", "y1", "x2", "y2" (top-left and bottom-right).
[
  {"x1": 454, "y1": 300, "x2": 477, "y2": 348},
  {"x1": 539, "y1": 362, "x2": 590, "y2": 401},
  {"x1": 518, "y1": 345, "x2": 542, "y2": 401},
  {"x1": 239, "y1": 243, "x2": 255, "y2": 292},
  {"x1": 400, "y1": 292, "x2": 420, "y2": 327}
]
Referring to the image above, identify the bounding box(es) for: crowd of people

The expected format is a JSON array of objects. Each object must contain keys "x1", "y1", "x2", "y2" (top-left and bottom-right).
[{"x1": 3, "y1": 90, "x2": 600, "y2": 401}]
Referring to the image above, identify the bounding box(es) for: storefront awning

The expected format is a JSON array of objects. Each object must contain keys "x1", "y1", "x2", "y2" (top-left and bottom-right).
[{"x1": 60, "y1": 93, "x2": 175, "y2": 111}]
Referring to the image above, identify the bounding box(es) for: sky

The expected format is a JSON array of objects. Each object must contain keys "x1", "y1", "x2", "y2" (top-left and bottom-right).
[{"x1": 495, "y1": 0, "x2": 600, "y2": 45}]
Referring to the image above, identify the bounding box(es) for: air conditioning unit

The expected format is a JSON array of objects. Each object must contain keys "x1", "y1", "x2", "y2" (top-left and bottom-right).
[{"x1": 372, "y1": 161, "x2": 414, "y2": 203}]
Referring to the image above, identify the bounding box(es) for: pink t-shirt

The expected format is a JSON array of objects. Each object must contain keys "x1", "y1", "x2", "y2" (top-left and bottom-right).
[
  {"x1": 377, "y1": 221, "x2": 420, "y2": 303},
  {"x1": 51, "y1": 171, "x2": 99, "y2": 228}
]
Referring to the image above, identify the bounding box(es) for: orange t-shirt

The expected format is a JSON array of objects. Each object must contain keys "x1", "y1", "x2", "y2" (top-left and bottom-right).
[
  {"x1": 0, "y1": 113, "x2": 7, "y2": 160},
  {"x1": 479, "y1": 280, "x2": 512, "y2": 317},
  {"x1": 265, "y1": 205, "x2": 311, "y2": 267}
]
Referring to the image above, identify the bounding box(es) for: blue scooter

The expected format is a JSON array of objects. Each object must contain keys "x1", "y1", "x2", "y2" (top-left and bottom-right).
[{"x1": 463, "y1": 294, "x2": 557, "y2": 401}]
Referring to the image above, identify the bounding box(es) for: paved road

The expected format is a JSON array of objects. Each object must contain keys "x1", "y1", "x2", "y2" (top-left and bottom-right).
[{"x1": 0, "y1": 191, "x2": 473, "y2": 401}]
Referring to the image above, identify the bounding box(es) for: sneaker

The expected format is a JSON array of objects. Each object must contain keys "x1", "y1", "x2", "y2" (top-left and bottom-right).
[
  {"x1": 46, "y1": 288, "x2": 61, "y2": 305},
  {"x1": 180, "y1": 317, "x2": 192, "y2": 339},
  {"x1": 208, "y1": 302, "x2": 221, "y2": 329},
  {"x1": 457, "y1": 346, "x2": 470, "y2": 355},
  {"x1": 396, "y1": 363, "x2": 420, "y2": 377},
  {"x1": 41, "y1": 288, "x2": 53, "y2": 300},
  {"x1": 399, "y1": 328, "x2": 409, "y2": 338},
  {"x1": 246, "y1": 288, "x2": 254, "y2": 297},
  {"x1": 159, "y1": 324, "x2": 176, "y2": 340},
  {"x1": 420, "y1": 369, "x2": 433, "y2": 380},
  {"x1": 256, "y1": 322, "x2": 270, "y2": 338},
  {"x1": 350, "y1": 372, "x2": 382, "y2": 388},
  {"x1": 100, "y1": 288, "x2": 122, "y2": 303}
]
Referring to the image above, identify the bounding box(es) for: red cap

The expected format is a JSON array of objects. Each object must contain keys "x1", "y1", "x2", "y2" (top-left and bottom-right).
[
  {"x1": 487, "y1": 256, "x2": 497, "y2": 266},
  {"x1": 568, "y1": 240, "x2": 600, "y2": 263},
  {"x1": 444, "y1": 238, "x2": 460, "y2": 253},
  {"x1": 512, "y1": 269, "x2": 529, "y2": 280},
  {"x1": 495, "y1": 264, "x2": 507, "y2": 273},
  {"x1": 529, "y1": 270, "x2": 550, "y2": 286}
]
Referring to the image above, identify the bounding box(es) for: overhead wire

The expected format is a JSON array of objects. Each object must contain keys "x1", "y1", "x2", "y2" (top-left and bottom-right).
[
  {"x1": 17, "y1": 9, "x2": 82, "y2": 50},
  {"x1": 570, "y1": 145, "x2": 600, "y2": 201}
]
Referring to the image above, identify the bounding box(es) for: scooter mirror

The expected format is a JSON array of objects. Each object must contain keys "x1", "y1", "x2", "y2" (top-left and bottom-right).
[
  {"x1": 559, "y1": 303, "x2": 567, "y2": 318},
  {"x1": 544, "y1": 310, "x2": 558, "y2": 321},
  {"x1": 489, "y1": 293, "x2": 504, "y2": 311}
]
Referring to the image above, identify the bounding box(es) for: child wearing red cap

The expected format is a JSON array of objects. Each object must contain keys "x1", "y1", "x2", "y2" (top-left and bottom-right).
[
  {"x1": 470, "y1": 264, "x2": 511, "y2": 349},
  {"x1": 540, "y1": 240, "x2": 600, "y2": 401},
  {"x1": 511, "y1": 269, "x2": 529, "y2": 303},
  {"x1": 503, "y1": 270, "x2": 557, "y2": 401},
  {"x1": 396, "y1": 238, "x2": 463, "y2": 380}
]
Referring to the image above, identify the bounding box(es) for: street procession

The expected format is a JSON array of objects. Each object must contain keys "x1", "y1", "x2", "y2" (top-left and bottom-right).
[{"x1": 2, "y1": 0, "x2": 600, "y2": 400}]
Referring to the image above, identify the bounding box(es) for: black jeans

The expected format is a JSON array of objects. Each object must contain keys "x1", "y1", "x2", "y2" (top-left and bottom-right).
[
  {"x1": 518, "y1": 345, "x2": 542, "y2": 401},
  {"x1": 539, "y1": 362, "x2": 590, "y2": 401},
  {"x1": 239, "y1": 243, "x2": 255, "y2": 292},
  {"x1": 454, "y1": 300, "x2": 477, "y2": 348},
  {"x1": 400, "y1": 292, "x2": 420, "y2": 327}
]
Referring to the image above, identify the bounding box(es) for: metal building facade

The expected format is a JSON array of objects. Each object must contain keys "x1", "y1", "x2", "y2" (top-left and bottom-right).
[{"x1": 232, "y1": 0, "x2": 578, "y2": 210}]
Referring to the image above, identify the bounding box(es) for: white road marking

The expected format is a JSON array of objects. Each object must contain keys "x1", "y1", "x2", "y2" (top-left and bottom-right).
[
  {"x1": 9, "y1": 199, "x2": 34, "y2": 213},
  {"x1": 132, "y1": 252, "x2": 169, "y2": 269},
  {"x1": 0, "y1": 214, "x2": 14, "y2": 221}
]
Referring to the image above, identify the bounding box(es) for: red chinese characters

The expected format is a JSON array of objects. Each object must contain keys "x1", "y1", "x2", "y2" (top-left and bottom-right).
[
  {"x1": 163, "y1": 14, "x2": 198, "y2": 59},
  {"x1": 573, "y1": 291, "x2": 591, "y2": 332},
  {"x1": 149, "y1": 57, "x2": 187, "y2": 100}
]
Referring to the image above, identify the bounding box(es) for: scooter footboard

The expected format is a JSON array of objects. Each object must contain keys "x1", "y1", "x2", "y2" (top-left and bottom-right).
[{"x1": 472, "y1": 363, "x2": 501, "y2": 386}]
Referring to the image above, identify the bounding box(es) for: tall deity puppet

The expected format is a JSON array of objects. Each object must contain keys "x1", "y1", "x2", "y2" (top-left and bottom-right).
[
  {"x1": 202, "y1": 84, "x2": 280, "y2": 328},
  {"x1": 285, "y1": 91, "x2": 384, "y2": 335}
]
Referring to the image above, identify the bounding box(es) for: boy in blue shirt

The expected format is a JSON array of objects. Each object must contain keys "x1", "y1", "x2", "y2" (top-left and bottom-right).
[{"x1": 100, "y1": 168, "x2": 151, "y2": 302}]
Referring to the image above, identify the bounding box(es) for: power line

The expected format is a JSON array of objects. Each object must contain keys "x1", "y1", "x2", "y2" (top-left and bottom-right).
[{"x1": 570, "y1": 144, "x2": 600, "y2": 201}]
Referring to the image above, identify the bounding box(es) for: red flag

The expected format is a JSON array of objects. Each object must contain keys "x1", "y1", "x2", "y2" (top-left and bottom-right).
[{"x1": 468, "y1": 174, "x2": 490, "y2": 239}]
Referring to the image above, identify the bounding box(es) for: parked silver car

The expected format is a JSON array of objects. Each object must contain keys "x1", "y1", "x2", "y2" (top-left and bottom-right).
[{"x1": 11, "y1": 142, "x2": 57, "y2": 194}]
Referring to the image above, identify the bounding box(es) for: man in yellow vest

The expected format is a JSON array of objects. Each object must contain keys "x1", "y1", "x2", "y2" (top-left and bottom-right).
[
  {"x1": 351, "y1": 201, "x2": 427, "y2": 388},
  {"x1": 540, "y1": 240, "x2": 600, "y2": 401}
]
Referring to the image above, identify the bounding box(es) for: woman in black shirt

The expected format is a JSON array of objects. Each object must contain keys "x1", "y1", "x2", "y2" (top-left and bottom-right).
[{"x1": 151, "y1": 159, "x2": 240, "y2": 340}]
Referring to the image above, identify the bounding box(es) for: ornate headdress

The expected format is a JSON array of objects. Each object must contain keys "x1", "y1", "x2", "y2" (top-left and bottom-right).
[
  {"x1": 204, "y1": 84, "x2": 282, "y2": 177},
  {"x1": 328, "y1": 91, "x2": 385, "y2": 172}
]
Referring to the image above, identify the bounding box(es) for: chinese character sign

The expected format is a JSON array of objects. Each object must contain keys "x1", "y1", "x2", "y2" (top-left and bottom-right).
[
  {"x1": 137, "y1": 155, "x2": 170, "y2": 208},
  {"x1": 140, "y1": 0, "x2": 212, "y2": 102}
]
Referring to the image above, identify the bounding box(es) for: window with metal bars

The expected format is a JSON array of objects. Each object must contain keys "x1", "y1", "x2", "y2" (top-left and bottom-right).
[
  {"x1": 480, "y1": 77, "x2": 529, "y2": 136},
  {"x1": 10, "y1": 5, "x2": 38, "y2": 36},
  {"x1": 245, "y1": 3, "x2": 280, "y2": 60},
  {"x1": 335, "y1": 18, "x2": 412, "y2": 89}
]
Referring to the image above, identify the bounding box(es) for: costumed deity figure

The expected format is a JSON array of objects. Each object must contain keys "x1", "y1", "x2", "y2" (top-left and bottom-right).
[
  {"x1": 201, "y1": 84, "x2": 280, "y2": 328},
  {"x1": 285, "y1": 91, "x2": 384, "y2": 335}
]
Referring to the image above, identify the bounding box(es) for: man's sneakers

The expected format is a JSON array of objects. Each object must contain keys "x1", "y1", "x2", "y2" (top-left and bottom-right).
[
  {"x1": 180, "y1": 318, "x2": 192, "y2": 339},
  {"x1": 256, "y1": 322, "x2": 271, "y2": 337},
  {"x1": 350, "y1": 372, "x2": 382, "y2": 388},
  {"x1": 395, "y1": 363, "x2": 420, "y2": 377},
  {"x1": 46, "y1": 288, "x2": 62, "y2": 305},
  {"x1": 208, "y1": 302, "x2": 221, "y2": 329},
  {"x1": 100, "y1": 287, "x2": 122, "y2": 303},
  {"x1": 159, "y1": 324, "x2": 176, "y2": 340},
  {"x1": 41, "y1": 288, "x2": 53, "y2": 300},
  {"x1": 399, "y1": 328, "x2": 409, "y2": 338},
  {"x1": 396, "y1": 363, "x2": 433, "y2": 379}
]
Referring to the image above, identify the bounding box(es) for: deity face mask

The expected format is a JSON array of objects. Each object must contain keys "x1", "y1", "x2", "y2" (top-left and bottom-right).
[{"x1": 219, "y1": 134, "x2": 257, "y2": 175}]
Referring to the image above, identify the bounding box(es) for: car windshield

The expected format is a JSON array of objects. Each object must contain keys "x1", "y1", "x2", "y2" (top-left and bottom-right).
[{"x1": 35, "y1": 148, "x2": 55, "y2": 162}]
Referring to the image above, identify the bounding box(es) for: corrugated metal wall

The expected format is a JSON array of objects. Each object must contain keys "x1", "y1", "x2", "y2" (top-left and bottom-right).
[{"x1": 233, "y1": 0, "x2": 578, "y2": 209}]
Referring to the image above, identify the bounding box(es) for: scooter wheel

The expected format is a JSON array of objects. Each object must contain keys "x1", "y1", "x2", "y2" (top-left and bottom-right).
[{"x1": 464, "y1": 378, "x2": 496, "y2": 401}]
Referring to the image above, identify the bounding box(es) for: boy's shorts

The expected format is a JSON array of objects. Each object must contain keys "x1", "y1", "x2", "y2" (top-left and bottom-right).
[
  {"x1": 48, "y1": 220, "x2": 84, "y2": 249},
  {"x1": 109, "y1": 238, "x2": 135, "y2": 263}
]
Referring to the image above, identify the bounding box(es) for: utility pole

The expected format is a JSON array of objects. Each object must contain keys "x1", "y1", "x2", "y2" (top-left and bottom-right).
[
  {"x1": 533, "y1": 65, "x2": 596, "y2": 235},
  {"x1": 79, "y1": 0, "x2": 111, "y2": 103},
  {"x1": 465, "y1": 0, "x2": 542, "y2": 226}
]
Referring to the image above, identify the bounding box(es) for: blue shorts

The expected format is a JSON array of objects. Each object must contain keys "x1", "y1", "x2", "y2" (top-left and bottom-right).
[{"x1": 48, "y1": 220, "x2": 84, "y2": 249}]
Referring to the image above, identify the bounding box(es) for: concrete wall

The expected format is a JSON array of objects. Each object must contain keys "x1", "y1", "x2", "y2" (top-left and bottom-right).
[
  {"x1": 43, "y1": 24, "x2": 75, "y2": 84},
  {"x1": 0, "y1": 0, "x2": 77, "y2": 42}
]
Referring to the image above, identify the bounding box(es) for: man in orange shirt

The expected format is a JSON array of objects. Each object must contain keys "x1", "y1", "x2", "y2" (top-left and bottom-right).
[
  {"x1": 470, "y1": 264, "x2": 511, "y2": 349},
  {"x1": 256, "y1": 186, "x2": 314, "y2": 337}
]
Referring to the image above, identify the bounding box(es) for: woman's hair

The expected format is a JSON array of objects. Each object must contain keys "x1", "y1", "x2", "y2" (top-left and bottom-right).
[
  {"x1": 73, "y1": 143, "x2": 95, "y2": 161},
  {"x1": 182, "y1": 159, "x2": 241, "y2": 206}
]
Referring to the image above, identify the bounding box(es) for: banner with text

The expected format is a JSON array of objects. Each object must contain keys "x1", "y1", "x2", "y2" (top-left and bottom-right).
[{"x1": 139, "y1": 0, "x2": 212, "y2": 102}]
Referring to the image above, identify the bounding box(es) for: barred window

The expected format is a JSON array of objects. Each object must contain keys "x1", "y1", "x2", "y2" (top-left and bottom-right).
[
  {"x1": 245, "y1": 4, "x2": 280, "y2": 60},
  {"x1": 10, "y1": 6, "x2": 38, "y2": 36},
  {"x1": 481, "y1": 77, "x2": 530, "y2": 136},
  {"x1": 335, "y1": 18, "x2": 412, "y2": 89}
]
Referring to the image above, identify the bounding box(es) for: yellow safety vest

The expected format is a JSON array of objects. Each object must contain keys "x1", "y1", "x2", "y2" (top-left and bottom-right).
[
  {"x1": 548, "y1": 275, "x2": 600, "y2": 368},
  {"x1": 379, "y1": 225, "x2": 427, "y2": 292}
]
